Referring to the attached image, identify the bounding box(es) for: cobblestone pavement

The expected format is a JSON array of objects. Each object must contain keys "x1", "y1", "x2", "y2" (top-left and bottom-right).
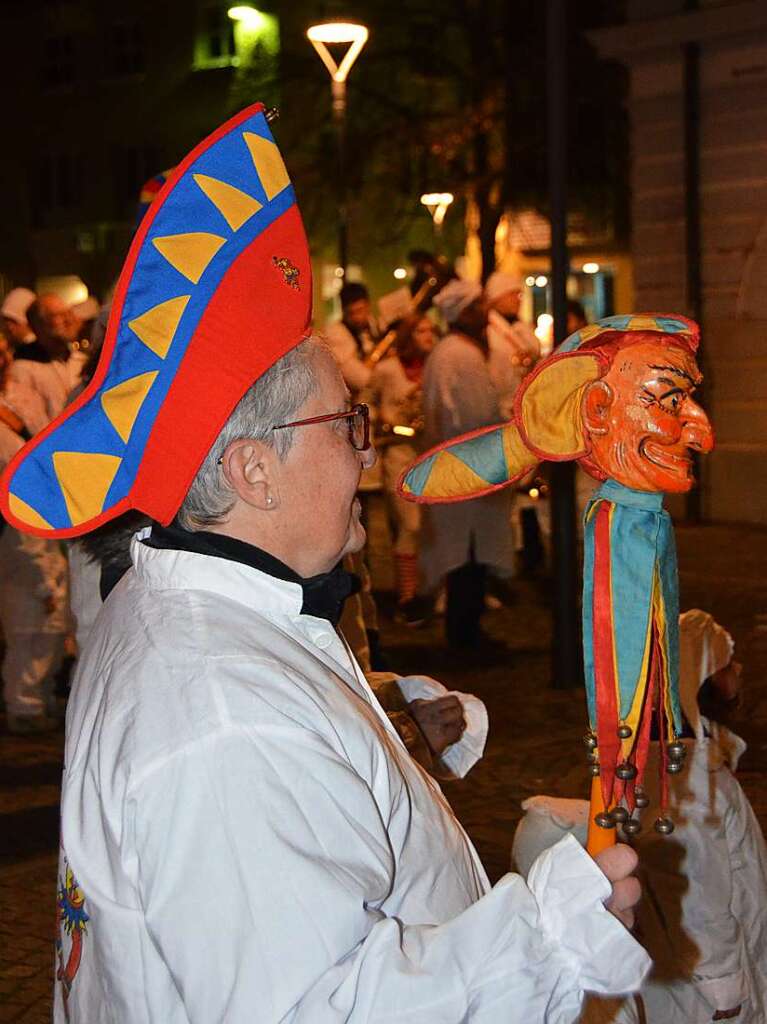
[{"x1": 2, "y1": 509, "x2": 767, "y2": 1022}]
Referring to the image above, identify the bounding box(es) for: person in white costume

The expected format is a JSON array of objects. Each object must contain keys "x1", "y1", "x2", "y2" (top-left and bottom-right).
[
  {"x1": 0, "y1": 423, "x2": 68, "y2": 733},
  {"x1": 54, "y1": 338, "x2": 649, "y2": 1023},
  {"x1": 420, "y1": 279, "x2": 516, "y2": 646},
  {"x1": 9, "y1": 293, "x2": 85, "y2": 423},
  {"x1": 512, "y1": 610, "x2": 767, "y2": 1024}
]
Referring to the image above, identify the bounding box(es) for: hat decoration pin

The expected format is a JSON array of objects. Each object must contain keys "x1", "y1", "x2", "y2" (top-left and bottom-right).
[
  {"x1": 398, "y1": 314, "x2": 714, "y2": 852},
  {"x1": 0, "y1": 103, "x2": 311, "y2": 537}
]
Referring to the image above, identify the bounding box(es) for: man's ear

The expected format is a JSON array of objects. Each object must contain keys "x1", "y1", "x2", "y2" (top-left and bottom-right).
[
  {"x1": 219, "y1": 440, "x2": 278, "y2": 511},
  {"x1": 582, "y1": 380, "x2": 614, "y2": 437}
]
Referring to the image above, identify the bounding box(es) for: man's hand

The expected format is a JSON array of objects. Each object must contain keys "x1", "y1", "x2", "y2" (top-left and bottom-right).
[
  {"x1": 408, "y1": 696, "x2": 465, "y2": 757},
  {"x1": 593, "y1": 843, "x2": 642, "y2": 930}
]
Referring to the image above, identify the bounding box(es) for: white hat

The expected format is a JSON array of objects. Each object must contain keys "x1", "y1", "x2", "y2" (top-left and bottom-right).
[
  {"x1": 512, "y1": 796, "x2": 589, "y2": 878},
  {"x1": 678, "y1": 609, "x2": 734, "y2": 737},
  {"x1": 1, "y1": 287, "x2": 36, "y2": 325},
  {"x1": 484, "y1": 271, "x2": 523, "y2": 307},
  {"x1": 433, "y1": 279, "x2": 482, "y2": 325}
]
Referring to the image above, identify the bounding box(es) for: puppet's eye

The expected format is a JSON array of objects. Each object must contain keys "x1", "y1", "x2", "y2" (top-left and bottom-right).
[{"x1": 659, "y1": 392, "x2": 682, "y2": 414}]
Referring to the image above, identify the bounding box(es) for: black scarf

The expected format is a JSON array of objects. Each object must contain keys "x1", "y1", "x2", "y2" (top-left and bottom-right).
[{"x1": 144, "y1": 523, "x2": 357, "y2": 626}]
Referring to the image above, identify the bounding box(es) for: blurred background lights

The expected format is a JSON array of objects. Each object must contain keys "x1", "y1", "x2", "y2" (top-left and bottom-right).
[
  {"x1": 582, "y1": 262, "x2": 600, "y2": 274},
  {"x1": 535, "y1": 275, "x2": 548, "y2": 288},
  {"x1": 525, "y1": 275, "x2": 536, "y2": 287},
  {"x1": 227, "y1": 5, "x2": 267, "y2": 28},
  {"x1": 393, "y1": 267, "x2": 407, "y2": 280}
]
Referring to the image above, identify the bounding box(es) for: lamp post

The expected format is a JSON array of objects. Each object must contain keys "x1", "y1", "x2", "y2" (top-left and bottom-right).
[
  {"x1": 307, "y1": 21, "x2": 368, "y2": 274},
  {"x1": 419, "y1": 192, "x2": 454, "y2": 247}
]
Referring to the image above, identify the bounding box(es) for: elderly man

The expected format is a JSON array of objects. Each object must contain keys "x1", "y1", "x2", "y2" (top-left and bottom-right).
[
  {"x1": 1, "y1": 106, "x2": 648, "y2": 1022},
  {"x1": 11, "y1": 292, "x2": 84, "y2": 422}
]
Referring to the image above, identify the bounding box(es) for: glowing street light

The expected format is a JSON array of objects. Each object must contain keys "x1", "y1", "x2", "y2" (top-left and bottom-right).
[
  {"x1": 307, "y1": 20, "x2": 369, "y2": 272},
  {"x1": 227, "y1": 5, "x2": 267, "y2": 28},
  {"x1": 420, "y1": 192, "x2": 454, "y2": 236}
]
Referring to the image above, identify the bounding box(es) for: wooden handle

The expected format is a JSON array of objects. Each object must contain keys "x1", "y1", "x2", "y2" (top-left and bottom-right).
[{"x1": 586, "y1": 774, "x2": 617, "y2": 856}]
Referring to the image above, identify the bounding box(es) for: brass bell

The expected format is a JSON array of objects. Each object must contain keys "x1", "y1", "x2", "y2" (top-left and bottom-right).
[
  {"x1": 654, "y1": 816, "x2": 675, "y2": 835},
  {"x1": 667, "y1": 740, "x2": 686, "y2": 760},
  {"x1": 594, "y1": 811, "x2": 616, "y2": 829},
  {"x1": 583, "y1": 732, "x2": 598, "y2": 750},
  {"x1": 622, "y1": 818, "x2": 642, "y2": 836},
  {"x1": 667, "y1": 760, "x2": 684, "y2": 774},
  {"x1": 617, "y1": 723, "x2": 633, "y2": 739},
  {"x1": 634, "y1": 790, "x2": 649, "y2": 809},
  {"x1": 615, "y1": 762, "x2": 638, "y2": 781},
  {"x1": 611, "y1": 806, "x2": 629, "y2": 824},
  {"x1": 589, "y1": 763, "x2": 601, "y2": 777}
]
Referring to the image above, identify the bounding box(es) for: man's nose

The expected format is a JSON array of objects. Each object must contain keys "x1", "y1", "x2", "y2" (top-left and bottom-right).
[{"x1": 682, "y1": 398, "x2": 714, "y2": 454}]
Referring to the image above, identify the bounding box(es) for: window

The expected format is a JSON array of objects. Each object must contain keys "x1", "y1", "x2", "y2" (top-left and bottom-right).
[
  {"x1": 33, "y1": 152, "x2": 83, "y2": 228},
  {"x1": 194, "y1": 2, "x2": 237, "y2": 69},
  {"x1": 43, "y1": 33, "x2": 76, "y2": 88},
  {"x1": 109, "y1": 19, "x2": 146, "y2": 77}
]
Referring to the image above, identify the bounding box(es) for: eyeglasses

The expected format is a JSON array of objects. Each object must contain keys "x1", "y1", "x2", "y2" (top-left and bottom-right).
[{"x1": 272, "y1": 402, "x2": 371, "y2": 451}]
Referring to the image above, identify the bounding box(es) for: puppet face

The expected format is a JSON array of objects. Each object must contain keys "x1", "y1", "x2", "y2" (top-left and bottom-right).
[{"x1": 584, "y1": 340, "x2": 713, "y2": 493}]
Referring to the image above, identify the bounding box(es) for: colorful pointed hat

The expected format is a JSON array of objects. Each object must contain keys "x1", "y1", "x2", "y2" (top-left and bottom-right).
[
  {"x1": 0, "y1": 103, "x2": 312, "y2": 538},
  {"x1": 398, "y1": 313, "x2": 698, "y2": 503}
]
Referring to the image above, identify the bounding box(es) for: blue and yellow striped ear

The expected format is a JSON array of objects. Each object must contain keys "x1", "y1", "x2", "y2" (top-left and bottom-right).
[
  {"x1": 0, "y1": 103, "x2": 312, "y2": 538},
  {"x1": 398, "y1": 421, "x2": 538, "y2": 503}
]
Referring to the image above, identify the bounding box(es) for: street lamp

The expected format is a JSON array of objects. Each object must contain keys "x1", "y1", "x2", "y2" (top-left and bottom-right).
[
  {"x1": 420, "y1": 192, "x2": 454, "y2": 242},
  {"x1": 307, "y1": 20, "x2": 368, "y2": 274}
]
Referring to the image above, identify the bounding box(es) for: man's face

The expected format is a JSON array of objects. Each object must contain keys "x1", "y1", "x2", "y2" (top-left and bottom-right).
[
  {"x1": 344, "y1": 298, "x2": 371, "y2": 332},
  {"x1": 585, "y1": 340, "x2": 713, "y2": 493},
  {"x1": 37, "y1": 295, "x2": 78, "y2": 349},
  {"x1": 274, "y1": 348, "x2": 376, "y2": 575}
]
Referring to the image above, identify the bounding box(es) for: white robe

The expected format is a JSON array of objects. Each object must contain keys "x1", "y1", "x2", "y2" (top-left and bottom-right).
[
  {"x1": 419, "y1": 332, "x2": 515, "y2": 586},
  {"x1": 55, "y1": 536, "x2": 648, "y2": 1022}
]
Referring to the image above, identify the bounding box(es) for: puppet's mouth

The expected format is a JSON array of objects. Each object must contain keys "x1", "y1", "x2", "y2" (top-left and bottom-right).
[{"x1": 640, "y1": 440, "x2": 693, "y2": 476}]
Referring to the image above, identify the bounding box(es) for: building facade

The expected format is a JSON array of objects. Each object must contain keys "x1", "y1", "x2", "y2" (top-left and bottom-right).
[{"x1": 593, "y1": 0, "x2": 767, "y2": 524}]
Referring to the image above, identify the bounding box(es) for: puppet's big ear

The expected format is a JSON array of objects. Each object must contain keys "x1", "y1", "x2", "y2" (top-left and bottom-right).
[
  {"x1": 582, "y1": 380, "x2": 614, "y2": 437},
  {"x1": 397, "y1": 421, "x2": 538, "y2": 504},
  {"x1": 517, "y1": 352, "x2": 602, "y2": 462}
]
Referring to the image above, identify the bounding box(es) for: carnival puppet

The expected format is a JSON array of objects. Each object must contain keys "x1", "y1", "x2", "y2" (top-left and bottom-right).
[{"x1": 398, "y1": 314, "x2": 714, "y2": 851}]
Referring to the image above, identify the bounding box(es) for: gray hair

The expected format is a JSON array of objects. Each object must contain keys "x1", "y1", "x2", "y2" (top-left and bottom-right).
[{"x1": 177, "y1": 336, "x2": 322, "y2": 530}]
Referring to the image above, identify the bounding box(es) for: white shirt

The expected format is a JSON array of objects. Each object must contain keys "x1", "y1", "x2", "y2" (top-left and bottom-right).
[
  {"x1": 55, "y1": 536, "x2": 649, "y2": 1022},
  {"x1": 9, "y1": 350, "x2": 85, "y2": 424}
]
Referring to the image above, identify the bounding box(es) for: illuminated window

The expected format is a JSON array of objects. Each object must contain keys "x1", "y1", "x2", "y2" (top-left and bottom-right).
[{"x1": 195, "y1": 2, "x2": 237, "y2": 69}]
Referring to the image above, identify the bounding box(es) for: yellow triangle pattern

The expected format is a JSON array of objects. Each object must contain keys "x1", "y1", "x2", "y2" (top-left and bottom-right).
[
  {"x1": 424, "y1": 450, "x2": 489, "y2": 498},
  {"x1": 628, "y1": 315, "x2": 664, "y2": 332},
  {"x1": 128, "y1": 295, "x2": 190, "y2": 359},
  {"x1": 53, "y1": 452, "x2": 122, "y2": 526},
  {"x1": 152, "y1": 233, "x2": 226, "y2": 284},
  {"x1": 8, "y1": 494, "x2": 52, "y2": 530},
  {"x1": 101, "y1": 371, "x2": 159, "y2": 444},
  {"x1": 193, "y1": 174, "x2": 262, "y2": 231},
  {"x1": 242, "y1": 132, "x2": 290, "y2": 201}
]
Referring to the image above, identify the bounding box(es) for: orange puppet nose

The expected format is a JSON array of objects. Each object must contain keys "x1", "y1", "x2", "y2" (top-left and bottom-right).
[{"x1": 684, "y1": 400, "x2": 714, "y2": 454}]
